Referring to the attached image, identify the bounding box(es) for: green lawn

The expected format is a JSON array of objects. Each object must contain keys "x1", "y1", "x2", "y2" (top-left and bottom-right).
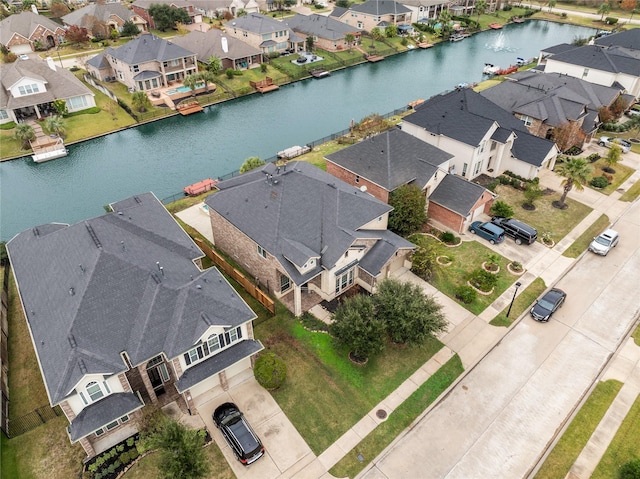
[
  {"x1": 585, "y1": 157, "x2": 635, "y2": 195},
  {"x1": 255, "y1": 311, "x2": 445, "y2": 454},
  {"x1": 493, "y1": 185, "x2": 593, "y2": 246},
  {"x1": 562, "y1": 214, "x2": 610, "y2": 258},
  {"x1": 410, "y1": 234, "x2": 523, "y2": 315},
  {"x1": 489, "y1": 277, "x2": 547, "y2": 327},
  {"x1": 633, "y1": 324, "x2": 640, "y2": 347},
  {"x1": 330, "y1": 355, "x2": 464, "y2": 479},
  {"x1": 534, "y1": 380, "x2": 624, "y2": 479},
  {"x1": 592, "y1": 393, "x2": 640, "y2": 478},
  {"x1": 620, "y1": 177, "x2": 640, "y2": 202}
]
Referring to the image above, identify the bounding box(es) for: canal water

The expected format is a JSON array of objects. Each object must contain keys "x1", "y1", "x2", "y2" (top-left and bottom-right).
[{"x1": 0, "y1": 21, "x2": 596, "y2": 241}]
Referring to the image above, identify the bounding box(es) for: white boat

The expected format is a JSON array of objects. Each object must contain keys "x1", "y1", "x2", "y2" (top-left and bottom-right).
[
  {"x1": 483, "y1": 63, "x2": 501, "y2": 75},
  {"x1": 450, "y1": 32, "x2": 470, "y2": 42}
]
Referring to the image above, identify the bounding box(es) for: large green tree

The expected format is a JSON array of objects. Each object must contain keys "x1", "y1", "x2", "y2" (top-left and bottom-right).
[
  {"x1": 239, "y1": 156, "x2": 265, "y2": 173},
  {"x1": 121, "y1": 20, "x2": 140, "y2": 37},
  {"x1": 598, "y1": 1, "x2": 611, "y2": 21},
  {"x1": 374, "y1": 278, "x2": 447, "y2": 344},
  {"x1": 330, "y1": 294, "x2": 385, "y2": 362},
  {"x1": 139, "y1": 417, "x2": 210, "y2": 479},
  {"x1": 475, "y1": 0, "x2": 487, "y2": 23},
  {"x1": 554, "y1": 157, "x2": 591, "y2": 209},
  {"x1": 149, "y1": 4, "x2": 191, "y2": 31},
  {"x1": 132, "y1": 91, "x2": 152, "y2": 112},
  {"x1": 388, "y1": 184, "x2": 427, "y2": 237},
  {"x1": 604, "y1": 143, "x2": 621, "y2": 172},
  {"x1": 207, "y1": 55, "x2": 222, "y2": 74}
]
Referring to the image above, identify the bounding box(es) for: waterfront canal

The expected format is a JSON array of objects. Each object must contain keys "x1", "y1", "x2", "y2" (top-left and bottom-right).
[{"x1": 0, "y1": 21, "x2": 596, "y2": 241}]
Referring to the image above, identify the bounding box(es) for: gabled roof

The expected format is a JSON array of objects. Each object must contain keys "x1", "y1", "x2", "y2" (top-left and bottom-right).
[
  {"x1": 132, "y1": 0, "x2": 195, "y2": 10},
  {"x1": 105, "y1": 33, "x2": 195, "y2": 65},
  {"x1": 0, "y1": 11, "x2": 64, "y2": 46},
  {"x1": 62, "y1": 3, "x2": 137, "y2": 29},
  {"x1": 7, "y1": 193, "x2": 256, "y2": 406},
  {"x1": 0, "y1": 57, "x2": 94, "y2": 110},
  {"x1": 547, "y1": 43, "x2": 640, "y2": 76},
  {"x1": 224, "y1": 12, "x2": 290, "y2": 34},
  {"x1": 594, "y1": 28, "x2": 640, "y2": 49},
  {"x1": 429, "y1": 174, "x2": 489, "y2": 216},
  {"x1": 285, "y1": 14, "x2": 357, "y2": 41},
  {"x1": 329, "y1": 6, "x2": 348, "y2": 18},
  {"x1": 171, "y1": 30, "x2": 261, "y2": 62},
  {"x1": 349, "y1": 0, "x2": 411, "y2": 15},
  {"x1": 206, "y1": 162, "x2": 412, "y2": 285},
  {"x1": 403, "y1": 88, "x2": 556, "y2": 167},
  {"x1": 68, "y1": 393, "x2": 144, "y2": 442},
  {"x1": 540, "y1": 43, "x2": 576, "y2": 56},
  {"x1": 326, "y1": 127, "x2": 452, "y2": 192}
]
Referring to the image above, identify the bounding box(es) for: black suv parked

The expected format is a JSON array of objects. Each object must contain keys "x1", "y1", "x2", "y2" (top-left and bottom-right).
[
  {"x1": 213, "y1": 402, "x2": 265, "y2": 466},
  {"x1": 490, "y1": 217, "x2": 538, "y2": 245}
]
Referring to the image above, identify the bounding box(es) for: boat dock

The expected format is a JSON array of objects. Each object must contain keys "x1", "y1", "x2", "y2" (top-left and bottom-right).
[
  {"x1": 177, "y1": 101, "x2": 204, "y2": 115},
  {"x1": 184, "y1": 178, "x2": 218, "y2": 196},
  {"x1": 28, "y1": 120, "x2": 68, "y2": 163},
  {"x1": 310, "y1": 68, "x2": 330, "y2": 78},
  {"x1": 277, "y1": 145, "x2": 311, "y2": 159},
  {"x1": 250, "y1": 77, "x2": 280, "y2": 93}
]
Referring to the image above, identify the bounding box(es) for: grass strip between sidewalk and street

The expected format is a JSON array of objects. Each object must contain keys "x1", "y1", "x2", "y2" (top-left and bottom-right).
[
  {"x1": 329, "y1": 355, "x2": 464, "y2": 479},
  {"x1": 592, "y1": 392, "x2": 640, "y2": 479},
  {"x1": 533, "y1": 379, "x2": 623, "y2": 479},
  {"x1": 562, "y1": 214, "x2": 610, "y2": 259},
  {"x1": 489, "y1": 277, "x2": 546, "y2": 327}
]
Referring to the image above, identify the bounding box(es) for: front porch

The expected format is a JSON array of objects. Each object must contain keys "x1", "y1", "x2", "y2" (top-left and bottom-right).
[{"x1": 279, "y1": 288, "x2": 323, "y2": 315}]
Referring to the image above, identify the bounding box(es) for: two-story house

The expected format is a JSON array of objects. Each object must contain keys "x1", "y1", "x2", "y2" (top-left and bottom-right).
[
  {"x1": 224, "y1": 12, "x2": 304, "y2": 55},
  {"x1": 0, "y1": 10, "x2": 66, "y2": 54},
  {"x1": 480, "y1": 70, "x2": 627, "y2": 150},
  {"x1": 325, "y1": 128, "x2": 495, "y2": 233},
  {"x1": 330, "y1": 0, "x2": 412, "y2": 32},
  {"x1": 400, "y1": 88, "x2": 559, "y2": 181},
  {"x1": 400, "y1": 0, "x2": 453, "y2": 23},
  {"x1": 0, "y1": 56, "x2": 96, "y2": 125},
  {"x1": 284, "y1": 14, "x2": 361, "y2": 52},
  {"x1": 62, "y1": 3, "x2": 148, "y2": 39},
  {"x1": 205, "y1": 162, "x2": 415, "y2": 317},
  {"x1": 86, "y1": 33, "x2": 198, "y2": 92},
  {"x1": 131, "y1": 0, "x2": 203, "y2": 30},
  {"x1": 7, "y1": 193, "x2": 263, "y2": 458}
]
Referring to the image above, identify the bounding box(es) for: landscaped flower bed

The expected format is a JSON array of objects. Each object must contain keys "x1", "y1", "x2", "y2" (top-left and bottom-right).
[{"x1": 85, "y1": 434, "x2": 140, "y2": 479}]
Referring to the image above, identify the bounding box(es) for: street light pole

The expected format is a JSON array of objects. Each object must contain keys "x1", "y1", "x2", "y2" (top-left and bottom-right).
[{"x1": 506, "y1": 281, "x2": 522, "y2": 318}]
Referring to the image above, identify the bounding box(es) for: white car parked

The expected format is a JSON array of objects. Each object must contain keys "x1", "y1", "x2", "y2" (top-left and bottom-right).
[
  {"x1": 588, "y1": 228, "x2": 620, "y2": 256},
  {"x1": 598, "y1": 136, "x2": 631, "y2": 153}
]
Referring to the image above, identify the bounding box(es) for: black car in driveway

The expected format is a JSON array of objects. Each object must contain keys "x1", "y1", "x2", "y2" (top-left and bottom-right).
[
  {"x1": 213, "y1": 402, "x2": 264, "y2": 466},
  {"x1": 530, "y1": 288, "x2": 567, "y2": 322},
  {"x1": 491, "y1": 217, "x2": 538, "y2": 245}
]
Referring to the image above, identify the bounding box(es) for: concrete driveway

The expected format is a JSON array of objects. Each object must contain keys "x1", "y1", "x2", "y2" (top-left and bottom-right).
[{"x1": 197, "y1": 378, "x2": 315, "y2": 478}]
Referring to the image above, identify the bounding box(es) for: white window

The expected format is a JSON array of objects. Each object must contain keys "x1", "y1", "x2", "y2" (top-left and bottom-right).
[
  {"x1": 67, "y1": 96, "x2": 88, "y2": 111},
  {"x1": 335, "y1": 268, "x2": 354, "y2": 294},
  {"x1": 357, "y1": 21, "x2": 363, "y2": 29},
  {"x1": 520, "y1": 115, "x2": 532, "y2": 127},
  {"x1": 94, "y1": 428, "x2": 105, "y2": 436},
  {"x1": 207, "y1": 334, "x2": 220, "y2": 353},
  {"x1": 473, "y1": 160, "x2": 483, "y2": 176},
  {"x1": 86, "y1": 381, "x2": 105, "y2": 402},
  {"x1": 462, "y1": 163, "x2": 468, "y2": 177},
  {"x1": 183, "y1": 327, "x2": 242, "y2": 366},
  {"x1": 105, "y1": 420, "x2": 119, "y2": 431},
  {"x1": 18, "y1": 83, "x2": 40, "y2": 95},
  {"x1": 0, "y1": 110, "x2": 9, "y2": 120},
  {"x1": 257, "y1": 245, "x2": 267, "y2": 259},
  {"x1": 228, "y1": 328, "x2": 239, "y2": 342}
]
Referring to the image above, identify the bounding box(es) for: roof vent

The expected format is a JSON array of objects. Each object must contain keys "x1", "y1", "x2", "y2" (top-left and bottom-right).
[
  {"x1": 196, "y1": 284, "x2": 202, "y2": 289},
  {"x1": 69, "y1": 287, "x2": 75, "y2": 296}
]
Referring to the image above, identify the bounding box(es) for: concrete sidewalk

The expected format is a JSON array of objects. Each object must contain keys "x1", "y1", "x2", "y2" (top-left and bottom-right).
[{"x1": 174, "y1": 156, "x2": 639, "y2": 479}]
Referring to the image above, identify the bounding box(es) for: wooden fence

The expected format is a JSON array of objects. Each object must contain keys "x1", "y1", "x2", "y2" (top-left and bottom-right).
[
  {"x1": 194, "y1": 239, "x2": 276, "y2": 315},
  {"x1": 6, "y1": 405, "x2": 63, "y2": 437}
]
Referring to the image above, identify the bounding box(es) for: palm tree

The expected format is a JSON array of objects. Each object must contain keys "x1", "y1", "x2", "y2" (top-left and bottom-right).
[
  {"x1": 199, "y1": 71, "x2": 216, "y2": 92},
  {"x1": 183, "y1": 74, "x2": 199, "y2": 96},
  {"x1": 207, "y1": 55, "x2": 222, "y2": 75},
  {"x1": 131, "y1": 91, "x2": 152, "y2": 112},
  {"x1": 14, "y1": 123, "x2": 35, "y2": 150},
  {"x1": 554, "y1": 157, "x2": 591, "y2": 209},
  {"x1": 345, "y1": 33, "x2": 355, "y2": 51},
  {"x1": 548, "y1": 0, "x2": 557, "y2": 12},
  {"x1": 44, "y1": 115, "x2": 65, "y2": 138},
  {"x1": 475, "y1": 0, "x2": 487, "y2": 25},
  {"x1": 598, "y1": 2, "x2": 611, "y2": 21}
]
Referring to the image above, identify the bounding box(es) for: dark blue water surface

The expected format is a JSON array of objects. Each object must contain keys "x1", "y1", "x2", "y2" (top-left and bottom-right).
[{"x1": 0, "y1": 21, "x2": 595, "y2": 241}]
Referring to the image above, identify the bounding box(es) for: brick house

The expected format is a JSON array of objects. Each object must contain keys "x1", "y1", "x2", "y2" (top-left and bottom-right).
[
  {"x1": 284, "y1": 14, "x2": 360, "y2": 52},
  {"x1": 480, "y1": 70, "x2": 627, "y2": 150},
  {"x1": 400, "y1": 88, "x2": 559, "y2": 181},
  {"x1": 326, "y1": 128, "x2": 495, "y2": 234},
  {"x1": 7, "y1": 193, "x2": 262, "y2": 458},
  {"x1": 205, "y1": 162, "x2": 415, "y2": 316},
  {"x1": 61, "y1": 3, "x2": 148, "y2": 39},
  {"x1": 86, "y1": 33, "x2": 198, "y2": 91},
  {"x1": 330, "y1": 0, "x2": 411, "y2": 32},
  {"x1": 0, "y1": 11, "x2": 66, "y2": 54},
  {"x1": 224, "y1": 12, "x2": 304, "y2": 55},
  {"x1": 131, "y1": 0, "x2": 203, "y2": 30}
]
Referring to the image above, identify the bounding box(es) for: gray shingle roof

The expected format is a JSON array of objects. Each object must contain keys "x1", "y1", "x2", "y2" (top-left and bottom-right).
[
  {"x1": 7, "y1": 193, "x2": 256, "y2": 406},
  {"x1": 429, "y1": 174, "x2": 488, "y2": 216},
  {"x1": 403, "y1": 88, "x2": 556, "y2": 167},
  {"x1": 171, "y1": 30, "x2": 261, "y2": 62},
  {"x1": 285, "y1": 14, "x2": 358, "y2": 41},
  {"x1": 594, "y1": 28, "x2": 640, "y2": 49},
  {"x1": 206, "y1": 162, "x2": 406, "y2": 286},
  {"x1": 0, "y1": 57, "x2": 94, "y2": 110},
  {"x1": 175, "y1": 340, "x2": 263, "y2": 392},
  {"x1": 326, "y1": 127, "x2": 452, "y2": 192},
  {"x1": 62, "y1": 3, "x2": 136, "y2": 29},
  {"x1": 68, "y1": 393, "x2": 144, "y2": 442},
  {"x1": 0, "y1": 11, "x2": 65, "y2": 46},
  {"x1": 329, "y1": 6, "x2": 348, "y2": 18},
  {"x1": 106, "y1": 33, "x2": 195, "y2": 65},
  {"x1": 350, "y1": 0, "x2": 411, "y2": 15},
  {"x1": 224, "y1": 12, "x2": 290, "y2": 35},
  {"x1": 548, "y1": 43, "x2": 640, "y2": 76},
  {"x1": 356, "y1": 229, "x2": 414, "y2": 276}
]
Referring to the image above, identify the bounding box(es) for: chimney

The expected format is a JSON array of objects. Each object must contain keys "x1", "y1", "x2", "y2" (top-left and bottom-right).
[
  {"x1": 221, "y1": 37, "x2": 229, "y2": 53},
  {"x1": 31, "y1": 4, "x2": 38, "y2": 15},
  {"x1": 46, "y1": 56, "x2": 56, "y2": 71}
]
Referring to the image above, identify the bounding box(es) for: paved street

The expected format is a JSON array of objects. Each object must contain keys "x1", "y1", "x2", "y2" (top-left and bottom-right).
[{"x1": 358, "y1": 197, "x2": 640, "y2": 479}]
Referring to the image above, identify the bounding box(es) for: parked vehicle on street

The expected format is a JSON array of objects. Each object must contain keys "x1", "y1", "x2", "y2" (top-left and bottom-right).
[
  {"x1": 530, "y1": 288, "x2": 566, "y2": 322},
  {"x1": 213, "y1": 402, "x2": 265, "y2": 466},
  {"x1": 468, "y1": 221, "x2": 505, "y2": 244},
  {"x1": 490, "y1": 217, "x2": 538, "y2": 245},
  {"x1": 626, "y1": 105, "x2": 640, "y2": 117},
  {"x1": 588, "y1": 228, "x2": 620, "y2": 256},
  {"x1": 598, "y1": 136, "x2": 631, "y2": 153}
]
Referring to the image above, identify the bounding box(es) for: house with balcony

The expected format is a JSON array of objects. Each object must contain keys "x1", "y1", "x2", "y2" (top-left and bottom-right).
[
  {"x1": 325, "y1": 128, "x2": 495, "y2": 234},
  {"x1": 400, "y1": 0, "x2": 453, "y2": 23},
  {"x1": 0, "y1": 56, "x2": 96, "y2": 125},
  {"x1": 6, "y1": 192, "x2": 262, "y2": 458},
  {"x1": 284, "y1": 14, "x2": 360, "y2": 52},
  {"x1": 330, "y1": 0, "x2": 412, "y2": 32},
  {"x1": 205, "y1": 162, "x2": 415, "y2": 317},
  {"x1": 400, "y1": 88, "x2": 559, "y2": 181},
  {"x1": 224, "y1": 12, "x2": 304, "y2": 55},
  {"x1": 61, "y1": 3, "x2": 148, "y2": 39},
  {"x1": 86, "y1": 33, "x2": 198, "y2": 91},
  {"x1": 0, "y1": 10, "x2": 66, "y2": 54},
  {"x1": 171, "y1": 29, "x2": 263, "y2": 70}
]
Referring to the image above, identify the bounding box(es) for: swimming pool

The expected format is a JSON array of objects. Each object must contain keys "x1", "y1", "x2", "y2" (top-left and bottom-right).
[{"x1": 166, "y1": 84, "x2": 204, "y2": 95}]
